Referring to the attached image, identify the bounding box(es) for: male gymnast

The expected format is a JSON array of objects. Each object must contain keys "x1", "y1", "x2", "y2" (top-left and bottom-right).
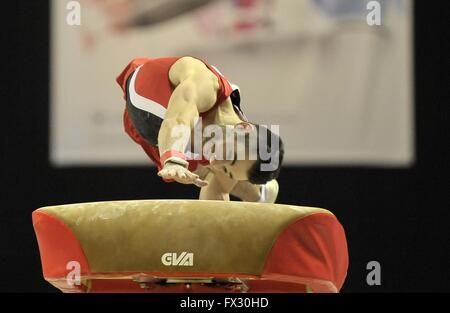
[{"x1": 117, "y1": 56, "x2": 284, "y2": 202}]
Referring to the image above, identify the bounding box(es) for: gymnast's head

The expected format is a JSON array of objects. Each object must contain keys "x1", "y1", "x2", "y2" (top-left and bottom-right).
[{"x1": 205, "y1": 123, "x2": 284, "y2": 184}]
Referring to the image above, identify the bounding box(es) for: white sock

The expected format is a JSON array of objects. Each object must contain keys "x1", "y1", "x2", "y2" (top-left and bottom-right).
[{"x1": 258, "y1": 185, "x2": 266, "y2": 203}]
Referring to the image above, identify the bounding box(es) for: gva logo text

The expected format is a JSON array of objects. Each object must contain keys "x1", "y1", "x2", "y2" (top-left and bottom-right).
[{"x1": 162, "y1": 252, "x2": 194, "y2": 266}]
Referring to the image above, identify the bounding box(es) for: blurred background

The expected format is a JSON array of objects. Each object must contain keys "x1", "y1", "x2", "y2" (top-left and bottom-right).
[
  {"x1": 52, "y1": 0, "x2": 413, "y2": 166},
  {"x1": 1, "y1": 0, "x2": 449, "y2": 292}
]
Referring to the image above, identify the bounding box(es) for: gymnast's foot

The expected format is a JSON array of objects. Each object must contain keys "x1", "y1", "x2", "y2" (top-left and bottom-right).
[{"x1": 259, "y1": 179, "x2": 279, "y2": 203}]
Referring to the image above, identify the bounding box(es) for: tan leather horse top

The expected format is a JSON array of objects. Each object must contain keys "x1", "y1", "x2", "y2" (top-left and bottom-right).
[{"x1": 37, "y1": 200, "x2": 332, "y2": 275}]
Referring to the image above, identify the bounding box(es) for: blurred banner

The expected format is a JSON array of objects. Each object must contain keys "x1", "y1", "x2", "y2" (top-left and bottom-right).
[{"x1": 51, "y1": 0, "x2": 413, "y2": 166}]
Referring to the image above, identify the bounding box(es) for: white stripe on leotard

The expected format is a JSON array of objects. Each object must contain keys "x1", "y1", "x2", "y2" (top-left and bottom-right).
[{"x1": 128, "y1": 65, "x2": 167, "y2": 119}]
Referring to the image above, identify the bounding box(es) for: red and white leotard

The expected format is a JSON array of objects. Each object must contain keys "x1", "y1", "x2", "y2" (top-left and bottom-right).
[{"x1": 116, "y1": 56, "x2": 235, "y2": 172}]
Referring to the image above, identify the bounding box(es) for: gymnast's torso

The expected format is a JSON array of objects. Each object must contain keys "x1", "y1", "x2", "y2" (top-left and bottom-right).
[{"x1": 116, "y1": 56, "x2": 241, "y2": 171}]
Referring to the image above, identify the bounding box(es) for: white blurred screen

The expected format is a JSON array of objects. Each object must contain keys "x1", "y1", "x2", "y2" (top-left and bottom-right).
[{"x1": 51, "y1": 0, "x2": 413, "y2": 166}]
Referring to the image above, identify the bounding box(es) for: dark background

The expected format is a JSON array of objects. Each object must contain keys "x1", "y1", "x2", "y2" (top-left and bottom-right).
[{"x1": 1, "y1": 0, "x2": 448, "y2": 292}]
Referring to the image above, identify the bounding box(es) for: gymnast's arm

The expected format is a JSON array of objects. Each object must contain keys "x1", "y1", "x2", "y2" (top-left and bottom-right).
[{"x1": 157, "y1": 57, "x2": 219, "y2": 186}]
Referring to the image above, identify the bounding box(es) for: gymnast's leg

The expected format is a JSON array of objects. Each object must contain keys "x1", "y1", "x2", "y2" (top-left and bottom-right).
[
  {"x1": 230, "y1": 180, "x2": 279, "y2": 203},
  {"x1": 194, "y1": 167, "x2": 279, "y2": 203}
]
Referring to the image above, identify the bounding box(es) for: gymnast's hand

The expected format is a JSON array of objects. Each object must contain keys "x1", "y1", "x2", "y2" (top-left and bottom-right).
[{"x1": 158, "y1": 161, "x2": 208, "y2": 188}]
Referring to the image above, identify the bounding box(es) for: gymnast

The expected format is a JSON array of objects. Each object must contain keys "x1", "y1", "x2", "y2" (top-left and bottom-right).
[{"x1": 116, "y1": 56, "x2": 284, "y2": 202}]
